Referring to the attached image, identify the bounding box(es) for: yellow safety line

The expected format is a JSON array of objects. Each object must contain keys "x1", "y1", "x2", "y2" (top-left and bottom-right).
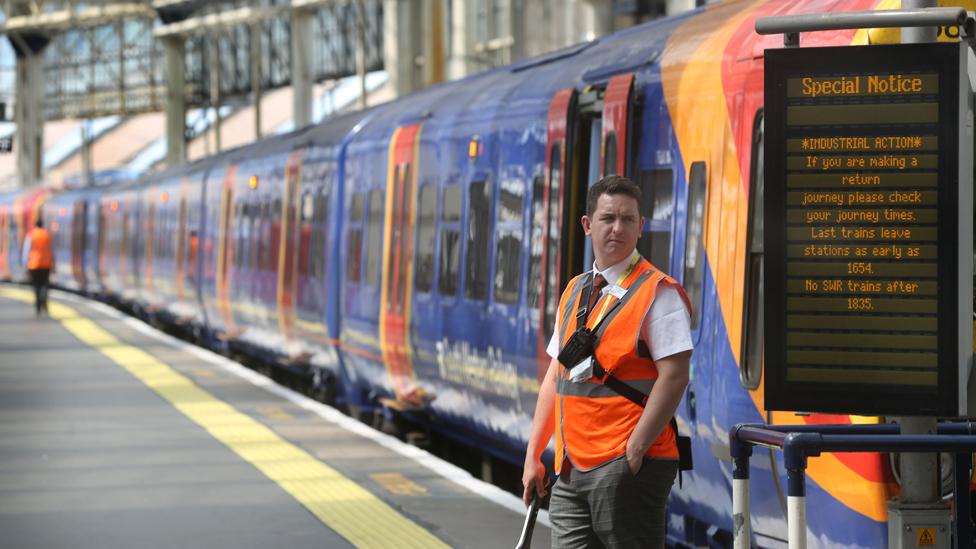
[{"x1": 0, "y1": 287, "x2": 449, "y2": 549}]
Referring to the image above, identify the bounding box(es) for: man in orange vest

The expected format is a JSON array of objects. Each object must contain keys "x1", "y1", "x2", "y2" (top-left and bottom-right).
[
  {"x1": 522, "y1": 175, "x2": 693, "y2": 548},
  {"x1": 22, "y1": 218, "x2": 54, "y2": 316}
]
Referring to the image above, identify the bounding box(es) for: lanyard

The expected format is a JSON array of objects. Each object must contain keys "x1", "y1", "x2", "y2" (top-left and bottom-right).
[{"x1": 589, "y1": 254, "x2": 640, "y2": 326}]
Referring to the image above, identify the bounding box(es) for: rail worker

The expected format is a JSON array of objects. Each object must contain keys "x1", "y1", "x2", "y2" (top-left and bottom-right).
[
  {"x1": 522, "y1": 175, "x2": 693, "y2": 548},
  {"x1": 22, "y1": 217, "x2": 54, "y2": 316}
]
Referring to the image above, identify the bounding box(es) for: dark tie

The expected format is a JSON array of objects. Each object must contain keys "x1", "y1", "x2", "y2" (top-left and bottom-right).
[{"x1": 587, "y1": 274, "x2": 608, "y2": 322}]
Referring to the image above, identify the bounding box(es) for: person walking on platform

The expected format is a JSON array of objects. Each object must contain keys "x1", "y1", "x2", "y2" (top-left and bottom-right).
[
  {"x1": 22, "y1": 218, "x2": 53, "y2": 316},
  {"x1": 522, "y1": 175, "x2": 693, "y2": 548}
]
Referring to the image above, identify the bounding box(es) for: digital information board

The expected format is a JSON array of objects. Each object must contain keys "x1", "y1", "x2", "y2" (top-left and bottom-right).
[{"x1": 764, "y1": 43, "x2": 973, "y2": 416}]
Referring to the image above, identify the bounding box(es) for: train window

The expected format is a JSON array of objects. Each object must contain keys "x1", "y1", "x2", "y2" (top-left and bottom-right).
[
  {"x1": 464, "y1": 180, "x2": 492, "y2": 300},
  {"x1": 637, "y1": 169, "x2": 674, "y2": 274},
  {"x1": 365, "y1": 189, "x2": 383, "y2": 287},
  {"x1": 684, "y1": 161, "x2": 707, "y2": 330},
  {"x1": 347, "y1": 193, "x2": 364, "y2": 283},
  {"x1": 439, "y1": 185, "x2": 462, "y2": 296},
  {"x1": 494, "y1": 178, "x2": 524, "y2": 305},
  {"x1": 497, "y1": 178, "x2": 524, "y2": 223},
  {"x1": 741, "y1": 112, "x2": 764, "y2": 390},
  {"x1": 527, "y1": 176, "x2": 545, "y2": 310},
  {"x1": 308, "y1": 193, "x2": 328, "y2": 279},
  {"x1": 443, "y1": 184, "x2": 461, "y2": 222},
  {"x1": 415, "y1": 184, "x2": 436, "y2": 293},
  {"x1": 604, "y1": 133, "x2": 618, "y2": 175}
]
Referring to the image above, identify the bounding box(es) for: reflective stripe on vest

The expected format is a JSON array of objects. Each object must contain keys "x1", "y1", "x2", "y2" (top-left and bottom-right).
[{"x1": 553, "y1": 257, "x2": 689, "y2": 473}]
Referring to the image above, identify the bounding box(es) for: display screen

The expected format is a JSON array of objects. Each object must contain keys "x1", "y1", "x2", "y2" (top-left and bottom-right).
[{"x1": 764, "y1": 43, "x2": 960, "y2": 415}]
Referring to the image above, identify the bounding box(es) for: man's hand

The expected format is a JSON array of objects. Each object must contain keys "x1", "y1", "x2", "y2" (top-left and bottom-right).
[
  {"x1": 625, "y1": 445, "x2": 643, "y2": 476},
  {"x1": 522, "y1": 456, "x2": 547, "y2": 506}
]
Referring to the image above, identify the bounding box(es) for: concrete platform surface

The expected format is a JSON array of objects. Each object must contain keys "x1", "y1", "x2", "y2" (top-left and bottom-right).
[{"x1": 0, "y1": 286, "x2": 551, "y2": 549}]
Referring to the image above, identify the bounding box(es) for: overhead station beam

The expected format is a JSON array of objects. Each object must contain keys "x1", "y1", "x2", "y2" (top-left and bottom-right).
[
  {"x1": 153, "y1": 0, "x2": 342, "y2": 38},
  {"x1": 0, "y1": 3, "x2": 156, "y2": 34}
]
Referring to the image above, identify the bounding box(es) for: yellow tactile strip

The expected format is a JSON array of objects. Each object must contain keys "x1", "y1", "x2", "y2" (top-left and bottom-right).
[{"x1": 0, "y1": 288, "x2": 449, "y2": 549}]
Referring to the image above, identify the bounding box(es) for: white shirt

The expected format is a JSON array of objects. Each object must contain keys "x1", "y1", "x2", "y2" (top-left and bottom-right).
[{"x1": 546, "y1": 250, "x2": 693, "y2": 362}]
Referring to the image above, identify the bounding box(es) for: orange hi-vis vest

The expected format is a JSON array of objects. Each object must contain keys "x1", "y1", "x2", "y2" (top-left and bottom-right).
[
  {"x1": 27, "y1": 227, "x2": 53, "y2": 270},
  {"x1": 554, "y1": 258, "x2": 690, "y2": 474}
]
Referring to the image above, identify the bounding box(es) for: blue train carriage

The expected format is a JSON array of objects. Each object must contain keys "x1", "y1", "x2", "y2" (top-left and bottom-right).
[
  {"x1": 335, "y1": 19, "x2": 667, "y2": 459},
  {"x1": 191, "y1": 118, "x2": 359, "y2": 402}
]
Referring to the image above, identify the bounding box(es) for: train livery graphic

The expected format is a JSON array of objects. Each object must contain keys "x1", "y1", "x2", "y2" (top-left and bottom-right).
[{"x1": 1, "y1": 1, "x2": 970, "y2": 546}]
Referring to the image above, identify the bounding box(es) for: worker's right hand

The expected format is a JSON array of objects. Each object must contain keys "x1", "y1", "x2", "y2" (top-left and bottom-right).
[{"x1": 521, "y1": 456, "x2": 547, "y2": 507}]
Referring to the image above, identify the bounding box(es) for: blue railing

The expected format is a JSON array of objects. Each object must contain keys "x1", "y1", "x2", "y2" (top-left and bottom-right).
[{"x1": 729, "y1": 422, "x2": 976, "y2": 549}]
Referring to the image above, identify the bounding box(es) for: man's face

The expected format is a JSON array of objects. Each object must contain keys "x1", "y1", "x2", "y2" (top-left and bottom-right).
[{"x1": 582, "y1": 193, "x2": 643, "y2": 270}]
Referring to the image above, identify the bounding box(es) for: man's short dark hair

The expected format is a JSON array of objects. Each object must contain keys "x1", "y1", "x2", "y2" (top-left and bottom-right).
[
  {"x1": 35, "y1": 217, "x2": 43, "y2": 228},
  {"x1": 586, "y1": 175, "x2": 643, "y2": 217}
]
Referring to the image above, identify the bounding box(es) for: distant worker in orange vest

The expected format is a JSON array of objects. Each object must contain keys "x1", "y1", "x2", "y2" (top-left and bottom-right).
[
  {"x1": 22, "y1": 218, "x2": 54, "y2": 316},
  {"x1": 522, "y1": 175, "x2": 693, "y2": 548}
]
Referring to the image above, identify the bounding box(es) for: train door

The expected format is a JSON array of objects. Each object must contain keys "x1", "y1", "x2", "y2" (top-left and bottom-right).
[
  {"x1": 535, "y1": 87, "x2": 594, "y2": 379},
  {"x1": 215, "y1": 166, "x2": 239, "y2": 336},
  {"x1": 277, "y1": 150, "x2": 304, "y2": 342},
  {"x1": 175, "y1": 178, "x2": 189, "y2": 300},
  {"x1": 72, "y1": 200, "x2": 86, "y2": 289},
  {"x1": 0, "y1": 206, "x2": 8, "y2": 279},
  {"x1": 145, "y1": 193, "x2": 157, "y2": 299},
  {"x1": 379, "y1": 124, "x2": 423, "y2": 405}
]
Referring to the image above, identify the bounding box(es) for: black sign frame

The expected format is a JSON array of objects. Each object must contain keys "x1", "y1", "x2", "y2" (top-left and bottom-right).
[{"x1": 764, "y1": 43, "x2": 960, "y2": 416}]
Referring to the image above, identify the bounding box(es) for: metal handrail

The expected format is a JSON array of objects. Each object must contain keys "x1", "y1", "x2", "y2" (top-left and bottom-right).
[{"x1": 729, "y1": 422, "x2": 976, "y2": 549}]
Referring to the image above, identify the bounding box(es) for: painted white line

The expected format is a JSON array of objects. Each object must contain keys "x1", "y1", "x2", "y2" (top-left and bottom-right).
[{"x1": 49, "y1": 289, "x2": 550, "y2": 528}]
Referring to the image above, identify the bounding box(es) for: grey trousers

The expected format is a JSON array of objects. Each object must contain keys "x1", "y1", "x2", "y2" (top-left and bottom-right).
[{"x1": 550, "y1": 456, "x2": 678, "y2": 549}]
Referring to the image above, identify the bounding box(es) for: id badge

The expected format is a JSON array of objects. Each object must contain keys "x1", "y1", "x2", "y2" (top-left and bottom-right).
[{"x1": 568, "y1": 357, "x2": 594, "y2": 383}]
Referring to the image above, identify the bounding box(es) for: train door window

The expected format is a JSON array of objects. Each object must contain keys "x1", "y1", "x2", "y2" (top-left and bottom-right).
[
  {"x1": 684, "y1": 161, "x2": 707, "y2": 330},
  {"x1": 233, "y1": 202, "x2": 244, "y2": 268},
  {"x1": 494, "y1": 178, "x2": 524, "y2": 305},
  {"x1": 257, "y1": 202, "x2": 268, "y2": 271},
  {"x1": 741, "y1": 113, "x2": 764, "y2": 390},
  {"x1": 637, "y1": 169, "x2": 674, "y2": 274},
  {"x1": 464, "y1": 180, "x2": 492, "y2": 300},
  {"x1": 365, "y1": 189, "x2": 383, "y2": 287},
  {"x1": 399, "y1": 166, "x2": 412, "y2": 310},
  {"x1": 251, "y1": 202, "x2": 260, "y2": 271},
  {"x1": 604, "y1": 133, "x2": 618, "y2": 176},
  {"x1": 439, "y1": 185, "x2": 461, "y2": 296},
  {"x1": 543, "y1": 145, "x2": 562, "y2": 345},
  {"x1": 415, "y1": 183, "x2": 436, "y2": 293},
  {"x1": 271, "y1": 197, "x2": 282, "y2": 270},
  {"x1": 347, "y1": 193, "x2": 364, "y2": 283},
  {"x1": 527, "y1": 176, "x2": 545, "y2": 310},
  {"x1": 299, "y1": 192, "x2": 314, "y2": 277}
]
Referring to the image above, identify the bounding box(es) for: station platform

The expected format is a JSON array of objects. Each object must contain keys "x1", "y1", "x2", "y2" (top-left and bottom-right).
[{"x1": 0, "y1": 285, "x2": 551, "y2": 549}]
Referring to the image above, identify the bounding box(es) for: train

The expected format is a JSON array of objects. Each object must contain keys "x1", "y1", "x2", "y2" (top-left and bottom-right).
[{"x1": 1, "y1": 1, "x2": 967, "y2": 546}]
